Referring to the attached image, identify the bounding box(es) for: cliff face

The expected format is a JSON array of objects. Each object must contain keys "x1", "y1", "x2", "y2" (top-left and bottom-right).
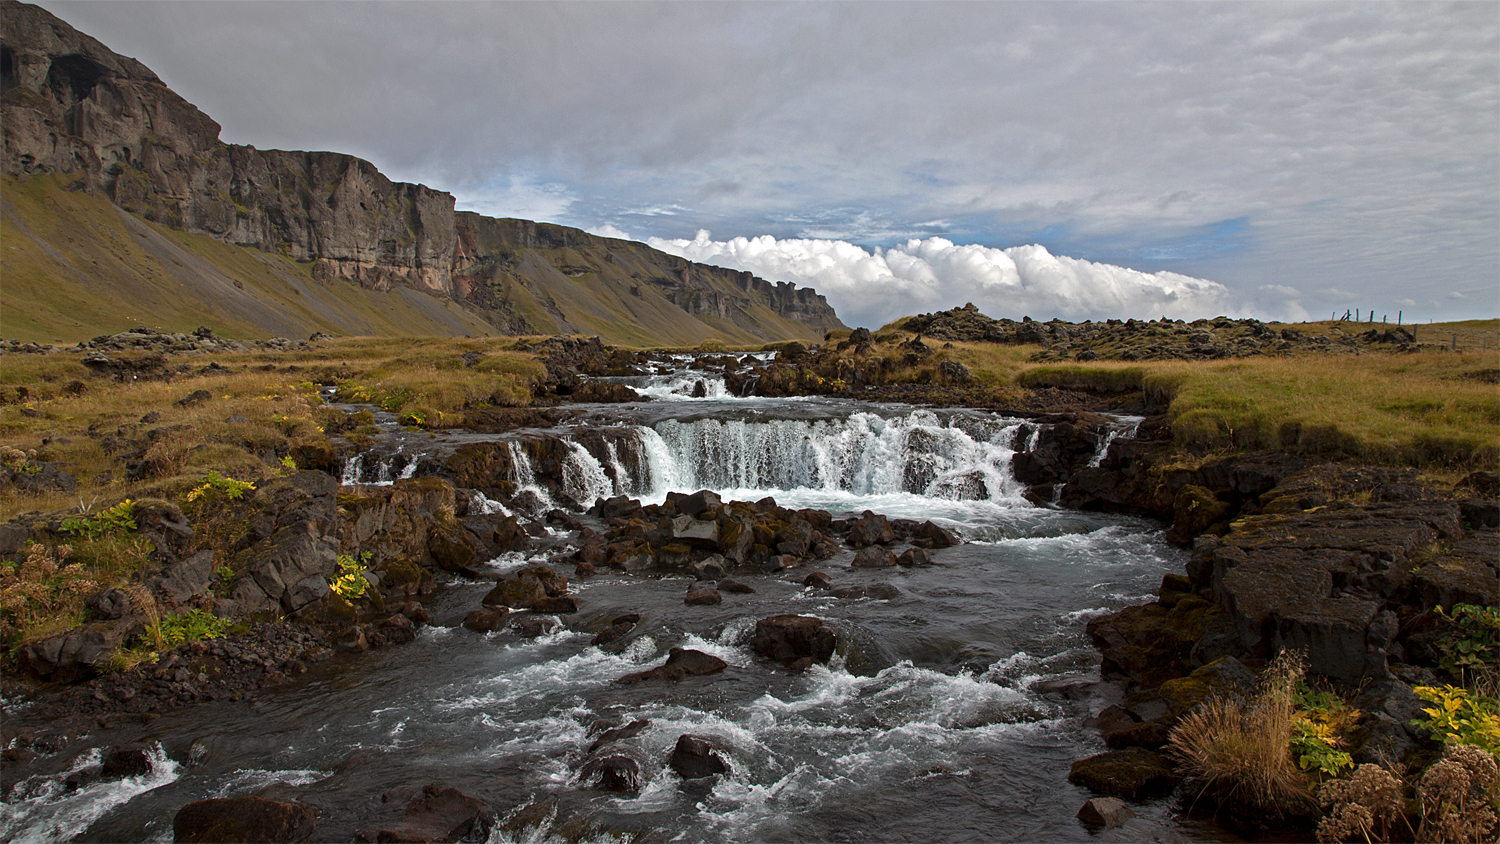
[{"x1": 0, "y1": 0, "x2": 844, "y2": 342}]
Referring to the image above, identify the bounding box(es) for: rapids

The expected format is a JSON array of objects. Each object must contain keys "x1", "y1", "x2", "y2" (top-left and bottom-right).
[{"x1": 1, "y1": 361, "x2": 1227, "y2": 842}]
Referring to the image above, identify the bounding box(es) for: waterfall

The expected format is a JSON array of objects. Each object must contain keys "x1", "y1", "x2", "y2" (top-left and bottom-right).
[
  {"x1": 561, "y1": 441, "x2": 615, "y2": 506},
  {"x1": 340, "y1": 448, "x2": 418, "y2": 486},
  {"x1": 468, "y1": 490, "x2": 511, "y2": 516},
  {"x1": 504, "y1": 441, "x2": 555, "y2": 510},
  {"x1": 613, "y1": 410, "x2": 1029, "y2": 503},
  {"x1": 1087, "y1": 416, "x2": 1144, "y2": 468}
]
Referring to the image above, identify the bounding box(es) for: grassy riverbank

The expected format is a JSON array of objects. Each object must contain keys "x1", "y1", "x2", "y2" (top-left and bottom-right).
[{"x1": 940, "y1": 319, "x2": 1499, "y2": 474}]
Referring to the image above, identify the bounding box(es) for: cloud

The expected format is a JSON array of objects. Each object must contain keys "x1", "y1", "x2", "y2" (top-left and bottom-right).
[
  {"x1": 453, "y1": 177, "x2": 574, "y2": 224},
  {"x1": 33, "y1": 0, "x2": 1500, "y2": 322},
  {"x1": 649, "y1": 231, "x2": 1252, "y2": 328},
  {"x1": 587, "y1": 223, "x2": 634, "y2": 241}
]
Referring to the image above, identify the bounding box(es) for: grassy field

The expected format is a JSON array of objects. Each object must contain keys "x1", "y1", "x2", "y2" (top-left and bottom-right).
[
  {"x1": 938, "y1": 319, "x2": 1499, "y2": 473},
  {"x1": 0, "y1": 337, "x2": 548, "y2": 523}
]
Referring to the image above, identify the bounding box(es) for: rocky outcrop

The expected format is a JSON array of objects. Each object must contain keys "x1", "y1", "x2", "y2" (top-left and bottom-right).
[
  {"x1": 1081, "y1": 442, "x2": 1499, "y2": 767},
  {"x1": 901, "y1": 304, "x2": 1434, "y2": 361},
  {"x1": 1, "y1": 0, "x2": 845, "y2": 344}
]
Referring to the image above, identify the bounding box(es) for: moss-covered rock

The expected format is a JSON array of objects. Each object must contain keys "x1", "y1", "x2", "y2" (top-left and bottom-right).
[
  {"x1": 1067, "y1": 748, "x2": 1180, "y2": 800},
  {"x1": 1173, "y1": 484, "x2": 1229, "y2": 537}
]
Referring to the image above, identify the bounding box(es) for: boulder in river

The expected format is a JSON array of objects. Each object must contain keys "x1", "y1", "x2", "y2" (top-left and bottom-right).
[
  {"x1": 852, "y1": 546, "x2": 897, "y2": 568},
  {"x1": 1067, "y1": 748, "x2": 1180, "y2": 801},
  {"x1": 749, "y1": 615, "x2": 837, "y2": 668},
  {"x1": 174, "y1": 795, "x2": 317, "y2": 843},
  {"x1": 375, "y1": 783, "x2": 490, "y2": 843},
  {"x1": 669, "y1": 734, "x2": 729, "y2": 779},
  {"x1": 581, "y1": 754, "x2": 641, "y2": 792},
  {"x1": 684, "y1": 588, "x2": 722, "y2": 606},
  {"x1": 617, "y1": 647, "x2": 727, "y2": 683},
  {"x1": 1077, "y1": 796, "x2": 1136, "y2": 829}
]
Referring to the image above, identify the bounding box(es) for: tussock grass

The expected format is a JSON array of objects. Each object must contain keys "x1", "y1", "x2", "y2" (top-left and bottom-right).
[{"x1": 1168, "y1": 651, "x2": 1317, "y2": 818}]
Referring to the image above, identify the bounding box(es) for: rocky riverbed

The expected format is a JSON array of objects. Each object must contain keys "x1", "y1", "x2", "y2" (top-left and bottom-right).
[{"x1": 1, "y1": 339, "x2": 1495, "y2": 842}]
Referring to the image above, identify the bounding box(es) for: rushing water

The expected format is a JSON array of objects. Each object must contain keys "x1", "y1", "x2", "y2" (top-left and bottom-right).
[{"x1": 2, "y1": 365, "x2": 1222, "y2": 843}]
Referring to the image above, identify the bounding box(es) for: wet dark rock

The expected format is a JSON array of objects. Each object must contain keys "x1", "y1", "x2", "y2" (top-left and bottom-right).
[
  {"x1": 377, "y1": 614, "x2": 417, "y2": 645},
  {"x1": 911, "y1": 520, "x2": 958, "y2": 548},
  {"x1": 851, "y1": 546, "x2": 897, "y2": 568},
  {"x1": 174, "y1": 795, "x2": 317, "y2": 843},
  {"x1": 677, "y1": 489, "x2": 723, "y2": 517},
  {"x1": 1105, "y1": 720, "x2": 1172, "y2": 751},
  {"x1": 581, "y1": 754, "x2": 641, "y2": 792},
  {"x1": 427, "y1": 528, "x2": 478, "y2": 573},
  {"x1": 1067, "y1": 748, "x2": 1179, "y2": 801},
  {"x1": 684, "y1": 588, "x2": 722, "y2": 606},
  {"x1": 1155, "y1": 656, "x2": 1259, "y2": 723},
  {"x1": 617, "y1": 647, "x2": 727, "y2": 683},
  {"x1": 588, "y1": 718, "x2": 650, "y2": 753},
  {"x1": 750, "y1": 615, "x2": 837, "y2": 667},
  {"x1": 847, "y1": 513, "x2": 897, "y2": 546},
  {"x1": 669, "y1": 734, "x2": 729, "y2": 779},
  {"x1": 802, "y1": 571, "x2": 832, "y2": 590},
  {"x1": 591, "y1": 619, "x2": 636, "y2": 646},
  {"x1": 397, "y1": 601, "x2": 431, "y2": 626},
  {"x1": 717, "y1": 578, "x2": 756, "y2": 594},
  {"x1": 688, "y1": 556, "x2": 727, "y2": 581},
  {"x1": 531, "y1": 595, "x2": 580, "y2": 614},
  {"x1": 830, "y1": 583, "x2": 901, "y2": 600},
  {"x1": 510, "y1": 615, "x2": 561, "y2": 638},
  {"x1": 670, "y1": 515, "x2": 720, "y2": 547},
  {"x1": 1077, "y1": 796, "x2": 1136, "y2": 829},
  {"x1": 1087, "y1": 600, "x2": 1210, "y2": 690},
  {"x1": 482, "y1": 575, "x2": 547, "y2": 609},
  {"x1": 1089, "y1": 704, "x2": 1139, "y2": 737},
  {"x1": 101, "y1": 743, "x2": 152, "y2": 778},
  {"x1": 376, "y1": 783, "x2": 489, "y2": 843},
  {"x1": 897, "y1": 548, "x2": 931, "y2": 567}
]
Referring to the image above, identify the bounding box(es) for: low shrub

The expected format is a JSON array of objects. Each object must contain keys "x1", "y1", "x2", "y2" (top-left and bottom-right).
[
  {"x1": 59, "y1": 498, "x2": 138, "y2": 540},
  {"x1": 0, "y1": 543, "x2": 95, "y2": 652},
  {"x1": 1413, "y1": 685, "x2": 1500, "y2": 756},
  {"x1": 184, "y1": 470, "x2": 255, "y2": 504},
  {"x1": 330, "y1": 552, "x2": 371, "y2": 601}
]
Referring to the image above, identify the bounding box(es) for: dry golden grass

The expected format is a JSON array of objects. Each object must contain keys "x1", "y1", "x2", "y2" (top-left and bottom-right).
[
  {"x1": 1168, "y1": 651, "x2": 1317, "y2": 818},
  {"x1": 936, "y1": 334, "x2": 1498, "y2": 471},
  {"x1": 1150, "y1": 351, "x2": 1498, "y2": 469},
  {"x1": 0, "y1": 337, "x2": 548, "y2": 522}
]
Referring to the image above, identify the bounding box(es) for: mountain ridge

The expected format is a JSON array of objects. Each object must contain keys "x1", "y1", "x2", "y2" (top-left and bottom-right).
[{"x1": 0, "y1": 0, "x2": 845, "y2": 344}]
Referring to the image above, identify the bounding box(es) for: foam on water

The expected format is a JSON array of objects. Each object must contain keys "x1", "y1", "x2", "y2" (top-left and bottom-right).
[{"x1": 0, "y1": 744, "x2": 179, "y2": 844}]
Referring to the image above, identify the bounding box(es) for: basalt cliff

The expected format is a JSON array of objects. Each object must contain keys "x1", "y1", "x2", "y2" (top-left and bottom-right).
[{"x1": 0, "y1": 0, "x2": 845, "y2": 344}]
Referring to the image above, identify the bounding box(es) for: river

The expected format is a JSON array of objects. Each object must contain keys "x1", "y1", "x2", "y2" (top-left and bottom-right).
[{"x1": 2, "y1": 358, "x2": 1228, "y2": 843}]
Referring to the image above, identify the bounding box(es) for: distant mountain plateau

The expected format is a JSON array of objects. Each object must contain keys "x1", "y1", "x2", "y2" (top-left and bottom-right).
[{"x1": 0, "y1": 0, "x2": 846, "y2": 344}]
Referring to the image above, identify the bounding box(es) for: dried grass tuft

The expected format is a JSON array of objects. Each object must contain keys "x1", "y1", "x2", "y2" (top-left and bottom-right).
[{"x1": 1167, "y1": 649, "x2": 1316, "y2": 818}]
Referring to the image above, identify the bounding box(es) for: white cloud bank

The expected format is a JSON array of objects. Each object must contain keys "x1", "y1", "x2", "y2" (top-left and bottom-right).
[{"x1": 647, "y1": 231, "x2": 1302, "y2": 329}]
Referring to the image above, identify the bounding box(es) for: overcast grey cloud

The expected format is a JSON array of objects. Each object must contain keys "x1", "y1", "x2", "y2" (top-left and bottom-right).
[{"x1": 36, "y1": 0, "x2": 1500, "y2": 327}]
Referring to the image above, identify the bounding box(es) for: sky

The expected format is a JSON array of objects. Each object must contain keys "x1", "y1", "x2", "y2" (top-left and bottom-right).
[{"x1": 37, "y1": 0, "x2": 1500, "y2": 328}]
